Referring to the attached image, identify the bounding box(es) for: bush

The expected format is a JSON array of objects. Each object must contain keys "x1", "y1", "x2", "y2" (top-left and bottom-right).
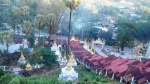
[
  {"x1": 95, "y1": 76, "x2": 101, "y2": 82},
  {"x1": 0, "y1": 68, "x2": 4, "y2": 77}
]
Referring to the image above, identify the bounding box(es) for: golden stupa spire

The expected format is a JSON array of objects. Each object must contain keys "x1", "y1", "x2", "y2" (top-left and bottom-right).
[
  {"x1": 63, "y1": 51, "x2": 67, "y2": 61},
  {"x1": 69, "y1": 54, "x2": 75, "y2": 63},
  {"x1": 25, "y1": 62, "x2": 32, "y2": 71},
  {"x1": 20, "y1": 52, "x2": 25, "y2": 60},
  {"x1": 66, "y1": 59, "x2": 72, "y2": 70}
]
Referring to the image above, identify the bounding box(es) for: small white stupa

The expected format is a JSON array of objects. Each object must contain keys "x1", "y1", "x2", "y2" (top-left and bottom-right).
[
  {"x1": 56, "y1": 50, "x2": 62, "y2": 62},
  {"x1": 55, "y1": 46, "x2": 60, "y2": 56},
  {"x1": 51, "y1": 42, "x2": 58, "y2": 51},
  {"x1": 59, "y1": 58, "x2": 78, "y2": 81},
  {"x1": 18, "y1": 52, "x2": 26, "y2": 64},
  {"x1": 69, "y1": 54, "x2": 77, "y2": 66}
]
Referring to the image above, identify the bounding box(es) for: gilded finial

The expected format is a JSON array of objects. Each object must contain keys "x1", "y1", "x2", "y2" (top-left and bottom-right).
[
  {"x1": 25, "y1": 62, "x2": 32, "y2": 71},
  {"x1": 66, "y1": 59, "x2": 72, "y2": 70},
  {"x1": 20, "y1": 52, "x2": 25, "y2": 60},
  {"x1": 69, "y1": 54, "x2": 75, "y2": 63}
]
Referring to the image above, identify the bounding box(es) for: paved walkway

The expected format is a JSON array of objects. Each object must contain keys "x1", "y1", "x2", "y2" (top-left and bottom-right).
[{"x1": 93, "y1": 44, "x2": 134, "y2": 59}]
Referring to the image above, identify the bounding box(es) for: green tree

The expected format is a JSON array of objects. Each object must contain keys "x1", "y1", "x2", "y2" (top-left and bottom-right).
[
  {"x1": 21, "y1": 6, "x2": 30, "y2": 21},
  {"x1": 83, "y1": 26, "x2": 99, "y2": 40},
  {"x1": 45, "y1": 14, "x2": 57, "y2": 41},
  {"x1": 29, "y1": 47, "x2": 57, "y2": 67},
  {"x1": 116, "y1": 22, "x2": 139, "y2": 51},
  {"x1": 40, "y1": 47, "x2": 57, "y2": 67},
  {"x1": 22, "y1": 21, "x2": 33, "y2": 36},
  {"x1": 63, "y1": 0, "x2": 80, "y2": 45},
  {"x1": 34, "y1": 14, "x2": 45, "y2": 38},
  {"x1": 0, "y1": 30, "x2": 13, "y2": 63}
]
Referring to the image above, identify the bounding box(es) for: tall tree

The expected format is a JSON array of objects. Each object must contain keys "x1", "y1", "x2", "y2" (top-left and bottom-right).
[
  {"x1": 116, "y1": 22, "x2": 139, "y2": 51},
  {"x1": 63, "y1": 0, "x2": 80, "y2": 46},
  {"x1": 0, "y1": 30, "x2": 13, "y2": 63},
  {"x1": 22, "y1": 21, "x2": 33, "y2": 36},
  {"x1": 34, "y1": 14, "x2": 45, "y2": 38},
  {"x1": 21, "y1": 6, "x2": 29, "y2": 21},
  {"x1": 45, "y1": 14, "x2": 57, "y2": 41}
]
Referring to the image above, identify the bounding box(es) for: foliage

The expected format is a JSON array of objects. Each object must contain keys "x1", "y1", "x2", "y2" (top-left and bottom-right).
[
  {"x1": 27, "y1": 32, "x2": 35, "y2": 48},
  {"x1": 45, "y1": 14, "x2": 57, "y2": 41},
  {"x1": 0, "y1": 68, "x2": 4, "y2": 77},
  {"x1": 63, "y1": 0, "x2": 80, "y2": 10},
  {"x1": 0, "y1": 66, "x2": 119, "y2": 84},
  {"x1": 82, "y1": 26, "x2": 99, "y2": 39},
  {"x1": 116, "y1": 22, "x2": 139, "y2": 51},
  {"x1": 22, "y1": 21, "x2": 33, "y2": 36},
  {"x1": 29, "y1": 47, "x2": 57, "y2": 67},
  {"x1": 34, "y1": 14, "x2": 45, "y2": 38}
]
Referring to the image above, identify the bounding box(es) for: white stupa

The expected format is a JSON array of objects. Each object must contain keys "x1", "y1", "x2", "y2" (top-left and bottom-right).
[
  {"x1": 56, "y1": 50, "x2": 62, "y2": 62},
  {"x1": 51, "y1": 42, "x2": 58, "y2": 51},
  {"x1": 55, "y1": 47, "x2": 60, "y2": 56},
  {"x1": 59, "y1": 59, "x2": 78, "y2": 81},
  {"x1": 18, "y1": 52, "x2": 26, "y2": 64}
]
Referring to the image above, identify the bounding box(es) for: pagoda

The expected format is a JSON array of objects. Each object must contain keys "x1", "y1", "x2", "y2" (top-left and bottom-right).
[
  {"x1": 56, "y1": 50, "x2": 62, "y2": 62},
  {"x1": 18, "y1": 52, "x2": 26, "y2": 64},
  {"x1": 59, "y1": 58, "x2": 78, "y2": 81},
  {"x1": 69, "y1": 54, "x2": 77, "y2": 66},
  {"x1": 51, "y1": 42, "x2": 58, "y2": 51},
  {"x1": 25, "y1": 62, "x2": 32, "y2": 71}
]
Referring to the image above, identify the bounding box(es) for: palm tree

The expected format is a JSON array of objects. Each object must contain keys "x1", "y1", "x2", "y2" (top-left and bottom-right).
[
  {"x1": 34, "y1": 14, "x2": 45, "y2": 39},
  {"x1": 116, "y1": 22, "x2": 140, "y2": 51},
  {"x1": 45, "y1": 14, "x2": 57, "y2": 41},
  {"x1": 12, "y1": 7, "x2": 21, "y2": 35},
  {"x1": 22, "y1": 21, "x2": 32, "y2": 36},
  {"x1": 0, "y1": 30, "x2": 13, "y2": 63},
  {"x1": 21, "y1": 6, "x2": 29, "y2": 21},
  {"x1": 63, "y1": 0, "x2": 80, "y2": 46}
]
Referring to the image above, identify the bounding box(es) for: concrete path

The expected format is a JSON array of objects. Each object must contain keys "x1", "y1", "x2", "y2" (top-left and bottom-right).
[{"x1": 93, "y1": 44, "x2": 134, "y2": 59}]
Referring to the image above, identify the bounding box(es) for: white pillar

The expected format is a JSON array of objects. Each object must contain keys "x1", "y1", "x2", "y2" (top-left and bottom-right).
[
  {"x1": 130, "y1": 77, "x2": 135, "y2": 84},
  {"x1": 111, "y1": 73, "x2": 115, "y2": 80},
  {"x1": 96, "y1": 69, "x2": 97, "y2": 74},
  {"x1": 105, "y1": 71, "x2": 108, "y2": 76},
  {"x1": 99, "y1": 69, "x2": 102, "y2": 75},
  {"x1": 120, "y1": 77, "x2": 123, "y2": 83}
]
